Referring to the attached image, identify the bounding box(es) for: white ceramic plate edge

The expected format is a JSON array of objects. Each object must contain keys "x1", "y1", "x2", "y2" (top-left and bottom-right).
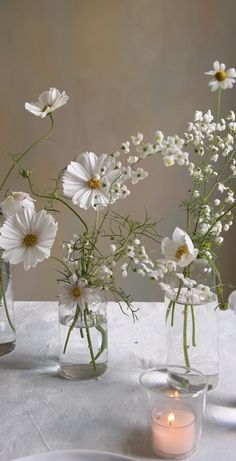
[{"x1": 12, "y1": 449, "x2": 140, "y2": 461}]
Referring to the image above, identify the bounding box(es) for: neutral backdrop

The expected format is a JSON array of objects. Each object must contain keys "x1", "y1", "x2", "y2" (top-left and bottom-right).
[{"x1": 0, "y1": 0, "x2": 235, "y2": 301}]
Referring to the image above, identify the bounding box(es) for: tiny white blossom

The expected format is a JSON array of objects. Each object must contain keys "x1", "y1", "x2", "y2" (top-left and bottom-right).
[
  {"x1": 131, "y1": 168, "x2": 148, "y2": 184},
  {"x1": 127, "y1": 156, "x2": 139, "y2": 164},
  {"x1": 218, "y1": 183, "x2": 227, "y2": 193},
  {"x1": 131, "y1": 132, "x2": 143, "y2": 146},
  {"x1": 121, "y1": 142, "x2": 130, "y2": 154},
  {"x1": 110, "y1": 244, "x2": 117, "y2": 253},
  {"x1": 193, "y1": 190, "x2": 200, "y2": 198}
]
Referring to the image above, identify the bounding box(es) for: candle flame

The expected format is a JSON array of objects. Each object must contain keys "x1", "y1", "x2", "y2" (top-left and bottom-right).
[
  {"x1": 174, "y1": 390, "x2": 179, "y2": 398},
  {"x1": 168, "y1": 413, "x2": 175, "y2": 426}
]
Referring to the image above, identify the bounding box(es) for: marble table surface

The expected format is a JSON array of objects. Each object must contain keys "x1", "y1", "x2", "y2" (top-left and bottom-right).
[{"x1": 0, "y1": 301, "x2": 236, "y2": 461}]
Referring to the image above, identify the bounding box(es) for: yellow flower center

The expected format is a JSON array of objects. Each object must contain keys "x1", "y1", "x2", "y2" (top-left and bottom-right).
[
  {"x1": 42, "y1": 104, "x2": 52, "y2": 112},
  {"x1": 88, "y1": 177, "x2": 101, "y2": 189},
  {"x1": 215, "y1": 71, "x2": 227, "y2": 82},
  {"x1": 23, "y1": 234, "x2": 38, "y2": 247},
  {"x1": 175, "y1": 244, "x2": 189, "y2": 261},
  {"x1": 72, "y1": 286, "x2": 82, "y2": 298}
]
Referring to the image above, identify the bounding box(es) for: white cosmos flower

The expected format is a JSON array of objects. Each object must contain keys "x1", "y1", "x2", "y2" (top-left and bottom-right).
[
  {"x1": 25, "y1": 87, "x2": 69, "y2": 118},
  {"x1": 161, "y1": 227, "x2": 198, "y2": 267},
  {"x1": 1, "y1": 192, "x2": 35, "y2": 218},
  {"x1": 0, "y1": 208, "x2": 58, "y2": 270},
  {"x1": 205, "y1": 61, "x2": 236, "y2": 91},
  {"x1": 59, "y1": 279, "x2": 102, "y2": 311},
  {"x1": 62, "y1": 152, "x2": 119, "y2": 209}
]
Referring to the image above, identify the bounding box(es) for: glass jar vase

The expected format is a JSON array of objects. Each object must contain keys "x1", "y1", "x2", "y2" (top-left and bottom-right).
[
  {"x1": 0, "y1": 256, "x2": 15, "y2": 355},
  {"x1": 165, "y1": 259, "x2": 219, "y2": 390},
  {"x1": 140, "y1": 366, "x2": 207, "y2": 460},
  {"x1": 59, "y1": 297, "x2": 108, "y2": 379}
]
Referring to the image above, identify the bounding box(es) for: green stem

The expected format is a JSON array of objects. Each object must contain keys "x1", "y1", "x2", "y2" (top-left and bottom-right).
[
  {"x1": 79, "y1": 310, "x2": 84, "y2": 338},
  {"x1": 170, "y1": 281, "x2": 183, "y2": 327},
  {"x1": 165, "y1": 299, "x2": 173, "y2": 323},
  {"x1": 217, "y1": 87, "x2": 222, "y2": 122},
  {"x1": 0, "y1": 274, "x2": 15, "y2": 332},
  {"x1": 63, "y1": 305, "x2": 80, "y2": 354},
  {"x1": 84, "y1": 308, "x2": 96, "y2": 370},
  {"x1": 190, "y1": 305, "x2": 196, "y2": 347},
  {"x1": 0, "y1": 115, "x2": 54, "y2": 192},
  {"x1": 93, "y1": 324, "x2": 107, "y2": 361},
  {"x1": 26, "y1": 176, "x2": 88, "y2": 233},
  {"x1": 183, "y1": 304, "x2": 190, "y2": 368},
  {"x1": 50, "y1": 255, "x2": 72, "y2": 273}
]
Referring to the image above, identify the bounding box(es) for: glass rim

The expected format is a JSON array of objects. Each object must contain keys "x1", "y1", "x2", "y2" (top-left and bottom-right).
[
  {"x1": 165, "y1": 290, "x2": 218, "y2": 306},
  {"x1": 139, "y1": 365, "x2": 208, "y2": 398}
]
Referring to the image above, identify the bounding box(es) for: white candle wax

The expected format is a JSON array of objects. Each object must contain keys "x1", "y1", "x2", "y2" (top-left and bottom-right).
[{"x1": 151, "y1": 408, "x2": 196, "y2": 457}]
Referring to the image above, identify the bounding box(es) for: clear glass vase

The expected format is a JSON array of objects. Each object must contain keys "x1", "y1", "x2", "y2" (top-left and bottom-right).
[
  {"x1": 166, "y1": 259, "x2": 219, "y2": 390},
  {"x1": 0, "y1": 255, "x2": 15, "y2": 355},
  {"x1": 59, "y1": 298, "x2": 108, "y2": 379},
  {"x1": 140, "y1": 366, "x2": 207, "y2": 459}
]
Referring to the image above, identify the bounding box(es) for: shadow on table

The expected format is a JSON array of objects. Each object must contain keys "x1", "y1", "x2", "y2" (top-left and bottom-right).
[
  {"x1": 126, "y1": 426, "x2": 157, "y2": 459},
  {"x1": 0, "y1": 353, "x2": 60, "y2": 375},
  {"x1": 208, "y1": 394, "x2": 236, "y2": 409}
]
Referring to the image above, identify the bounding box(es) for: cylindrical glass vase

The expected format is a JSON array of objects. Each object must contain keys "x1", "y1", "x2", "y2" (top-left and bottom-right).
[
  {"x1": 59, "y1": 298, "x2": 108, "y2": 379},
  {"x1": 0, "y1": 256, "x2": 15, "y2": 355},
  {"x1": 140, "y1": 366, "x2": 207, "y2": 460},
  {"x1": 166, "y1": 259, "x2": 219, "y2": 390}
]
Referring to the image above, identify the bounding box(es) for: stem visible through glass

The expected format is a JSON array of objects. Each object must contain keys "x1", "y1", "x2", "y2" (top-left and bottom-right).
[
  {"x1": 84, "y1": 307, "x2": 96, "y2": 371},
  {"x1": 183, "y1": 304, "x2": 190, "y2": 368},
  {"x1": 0, "y1": 261, "x2": 15, "y2": 332}
]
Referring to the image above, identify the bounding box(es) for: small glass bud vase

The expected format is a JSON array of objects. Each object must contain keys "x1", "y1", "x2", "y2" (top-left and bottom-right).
[
  {"x1": 0, "y1": 254, "x2": 15, "y2": 355},
  {"x1": 166, "y1": 259, "x2": 219, "y2": 390},
  {"x1": 140, "y1": 366, "x2": 207, "y2": 460},
  {"x1": 59, "y1": 297, "x2": 108, "y2": 380}
]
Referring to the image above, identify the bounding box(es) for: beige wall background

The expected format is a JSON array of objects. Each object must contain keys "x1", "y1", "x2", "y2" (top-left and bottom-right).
[{"x1": 0, "y1": 0, "x2": 235, "y2": 301}]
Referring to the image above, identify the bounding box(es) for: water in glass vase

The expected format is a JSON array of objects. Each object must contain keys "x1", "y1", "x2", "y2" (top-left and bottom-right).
[
  {"x1": 0, "y1": 259, "x2": 15, "y2": 356},
  {"x1": 59, "y1": 304, "x2": 108, "y2": 380},
  {"x1": 166, "y1": 295, "x2": 219, "y2": 390}
]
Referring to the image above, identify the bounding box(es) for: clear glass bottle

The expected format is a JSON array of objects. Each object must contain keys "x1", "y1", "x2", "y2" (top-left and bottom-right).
[
  {"x1": 140, "y1": 366, "x2": 207, "y2": 460},
  {"x1": 166, "y1": 259, "x2": 219, "y2": 390},
  {"x1": 59, "y1": 297, "x2": 108, "y2": 379},
  {"x1": 0, "y1": 255, "x2": 15, "y2": 355}
]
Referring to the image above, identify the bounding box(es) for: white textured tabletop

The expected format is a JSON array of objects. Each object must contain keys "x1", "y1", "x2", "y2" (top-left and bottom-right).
[{"x1": 0, "y1": 302, "x2": 236, "y2": 461}]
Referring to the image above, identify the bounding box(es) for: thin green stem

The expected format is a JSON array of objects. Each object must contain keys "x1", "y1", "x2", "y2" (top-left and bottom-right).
[
  {"x1": 190, "y1": 305, "x2": 196, "y2": 347},
  {"x1": 63, "y1": 305, "x2": 80, "y2": 354},
  {"x1": 0, "y1": 115, "x2": 54, "y2": 192},
  {"x1": 0, "y1": 273, "x2": 15, "y2": 332},
  {"x1": 165, "y1": 299, "x2": 173, "y2": 323},
  {"x1": 26, "y1": 176, "x2": 88, "y2": 233},
  {"x1": 84, "y1": 308, "x2": 96, "y2": 370},
  {"x1": 50, "y1": 255, "x2": 72, "y2": 273},
  {"x1": 93, "y1": 324, "x2": 107, "y2": 361},
  {"x1": 183, "y1": 304, "x2": 190, "y2": 369},
  {"x1": 217, "y1": 87, "x2": 222, "y2": 122},
  {"x1": 169, "y1": 281, "x2": 183, "y2": 327}
]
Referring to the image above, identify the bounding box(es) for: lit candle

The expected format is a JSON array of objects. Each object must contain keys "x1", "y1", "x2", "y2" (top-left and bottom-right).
[{"x1": 151, "y1": 407, "x2": 196, "y2": 457}]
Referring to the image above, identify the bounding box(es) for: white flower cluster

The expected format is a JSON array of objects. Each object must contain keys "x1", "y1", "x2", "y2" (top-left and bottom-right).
[
  {"x1": 119, "y1": 237, "x2": 179, "y2": 282},
  {"x1": 125, "y1": 130, "x2": 189, "y2": 168},
  {"x1": 160, "y1": 280, "x2": 216, "y2": 305}
]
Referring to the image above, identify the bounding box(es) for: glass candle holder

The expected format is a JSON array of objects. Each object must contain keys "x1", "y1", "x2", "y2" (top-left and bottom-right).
[{"x1": 140, "y1": 365, "x2": 207, "y2": 460}]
